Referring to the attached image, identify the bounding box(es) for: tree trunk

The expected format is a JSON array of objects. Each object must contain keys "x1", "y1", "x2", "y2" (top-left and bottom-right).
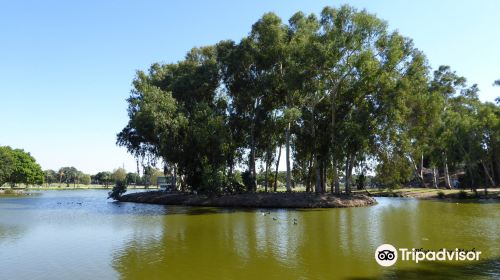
[
  {"x1": 443, "y1": 153, "x2": 451, "y2": 189},
  {"x1": 492, "y1": 148, "x2": 500, "y2": 186},
  {"x1": 227, "y1": 158, "x2": 234, "y2": 193},
  {"x1": 273, "y1": 146, "x2": 281, "y2": 192},
  {"x1": 419, "y1": 153, "x2": 425, "y2": 187},
  {"x1": 306, "y1": 154, "x2": 313, "y2": 192},
  {"x1": 330, "y1": 90, "x2": 337, "y2": 193},
  {"x1": 264, "y1": 153, "x2": 270, "y2": 192},
  {"x1": 481, "y1": 160, "x2": 494, "y2": 196},
  {"x1": 319, "y1": 159, "x2": 324, "y2": 194},
  {"x1": 285, "y1": 122, "x2": 292, "y2": 192},
  {"x1": 334, "y1": 176, "x2": 340, "y2": 195},
  {"x1": 249, "y1": 133, "x2": 257, "y2": 192},
  {"x1": 173, "y1": 164, "x2": 177, "y2": 191},
  {"x1": 322, "y1": 160, "x2": 327, "y2": 193},
  {"x1": 345, "y1": 158, "x2": 349, "y2": 194},
  {"x1": 248, "y1": 99, "x2": 260, "y2": 193},
  {"x1": 330, "y1": 160, "x2": 334, "y2": 194},
  {"x1": 333, "y1": 160, "x2": 340, "y2": 194},
  {"x1": 315, "y1": 156, "x2": 322, "y2": 193},
  {"x1": 345, "y1": 155, "x2": 353, "y2": 194},
  {"x1": 432, "y1": 167, "x2": 438, "y2": 189}
]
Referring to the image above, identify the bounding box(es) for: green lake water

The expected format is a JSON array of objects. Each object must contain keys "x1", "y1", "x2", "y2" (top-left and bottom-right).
[{"x1": 0, "y1": 190, "x2": 498, "y2": 279}]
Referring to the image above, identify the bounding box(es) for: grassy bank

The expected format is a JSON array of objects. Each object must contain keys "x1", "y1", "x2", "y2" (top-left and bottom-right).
[{"x1": 362, "y1": 187, "x2": 500, "y2": 200}]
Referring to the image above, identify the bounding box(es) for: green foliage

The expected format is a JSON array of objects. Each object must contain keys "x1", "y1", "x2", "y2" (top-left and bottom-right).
[
  {"x1": 126, "y1": 172, "x2": 141, "y2": 185},
  {"x1": 116, "y1": 5, "x2": 500, "y2": 194},
  {"x1": 356, "y1": 173, "x2": 366, "y2": 190},
  {"x1": 0, "y1": 146, "x2": 16, "y2": 186},
  {"x1": 0, "y1": 146, "x2": 44, "y2": 186},
  {"x1": 108, "y1": 180, "x2": 127, "y2": 200},
  {"x1": 375, "y1": 151, "x2": 413, "y2": 188},
  {"x1": 458, "y1": 190, "x2": 468, "y2": 199},
  {"x1": 80, "y1": 174, "x2": 91, "y2": 185},
  {"x1": 241, "y1": 170, "x2": 254, "y2": 192},
  {"x1": 43, "y1": 169, "x2": 58, "y2": 185},
  {"x1": 437, "y1": 191, "x2": 446, "y2": 199},
  {"x1": 57, "y1": 167, "x2": 92, "y2": 186},
  {"x1": 94, "y1": 171, "x2": 112, "y2": 186},
  {"x1": 143, "y1": 166, "x2": 163, "y2": 186},
  {"x1": 112, "y1": 167, "x2": 127, "y2": 184}
]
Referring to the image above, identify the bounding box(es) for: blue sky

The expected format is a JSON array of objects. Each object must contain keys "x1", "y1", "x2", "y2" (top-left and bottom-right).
[{"x1": 1, "y1": 0, "x2": 499, "y2": 174}]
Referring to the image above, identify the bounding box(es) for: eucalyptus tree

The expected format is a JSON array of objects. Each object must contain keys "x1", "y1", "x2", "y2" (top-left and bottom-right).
[
  {"x1": 117, "y1": 4, "x2": 498, "y2": 195},
  {"x1": 218, "y1": 14, "x2": 291, "y2": 192},
  {"x1": 217, "y1": 39, "x2": 261, "y2": 192},
  {"x1": 426, "y1": 66, "x2": 471, "y2": 188},
  {"x1": 118, "y1": 46, "x2": 235, "y2": 193},
  {"x1": 477, "y1": 102, "x2": 500, "y2": 188},
  {"x1": 287, "y1": 11, "x2": 323, "y2": 192},
  {"x1": 298, "y1": 6, "x2": 430, "y2": 193}
]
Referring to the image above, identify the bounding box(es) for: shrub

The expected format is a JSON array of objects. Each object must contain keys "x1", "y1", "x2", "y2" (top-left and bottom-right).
[
  {"x1": 4, "y1": 189, "x2": 15, "y2": 195},
  {"x1": 108, "y1": 180, "x2": 127, "y2": 200},
  {"x1": 458, "y1": 190, "x2": 468, "y2": 199},
  {"x1": 437, "y1": 191, "x2": 446, "y2": 199}
]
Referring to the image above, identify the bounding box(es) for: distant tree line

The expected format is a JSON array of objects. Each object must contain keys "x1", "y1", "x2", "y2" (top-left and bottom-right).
[
  {"x1": 117, "y1": 5, "x2": 499, "y2": 194},
  {"x1": 42, "y1": 166, "x2": 164, "y2": 188}
]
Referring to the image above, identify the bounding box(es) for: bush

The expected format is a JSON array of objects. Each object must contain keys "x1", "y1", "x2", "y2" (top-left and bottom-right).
[
  {"x1": 108, "y1": 180, "x2": 127, "y2": 200},
  {"x1": 4, "y1": 189, "x2": 15, "y2": 195},
  {"x1": 458, "y1": 190, "x2": 468, "y2": 199},
  {"x1": 437, "y1": 191, "x2": 446, "y2": 199}
]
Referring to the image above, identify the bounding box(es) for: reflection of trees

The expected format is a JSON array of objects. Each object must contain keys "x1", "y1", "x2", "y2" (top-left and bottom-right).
[
  {"x1": 347, "y1": 257, "x2": 500, "y2": 280},
  {"x1": 0, "y1": 224, "x2": 26, "y2": 243},
  {"x1": 112, "y1": 208, "x2": 375, "y2": 279},
  {"x1": 112, "y1": 203, "x2": 500, "y2": 280}
]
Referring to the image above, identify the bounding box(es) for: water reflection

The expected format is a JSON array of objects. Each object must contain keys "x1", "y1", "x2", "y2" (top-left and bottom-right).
[
  {"x1": 1, "y1": 192, "x2": 499, "y2": 280},
  {"x1": 348, "y1": 257, "x2": 500, "y2": 280},
  {"x1": 111, "y1": 198, "x2": 499, "y2": 280}
]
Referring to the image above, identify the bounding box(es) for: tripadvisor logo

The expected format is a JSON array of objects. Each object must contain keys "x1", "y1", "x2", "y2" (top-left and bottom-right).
[
  {"x1": 375, "y1": 244, "x2": 398, "y2": 267},
  {"x1": 375, "y1": 244, "x2": 482, "y2": 267}
]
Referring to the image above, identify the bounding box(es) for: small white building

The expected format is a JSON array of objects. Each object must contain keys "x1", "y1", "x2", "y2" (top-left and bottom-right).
[{"x1": 157, "y1": 176, "x2": 176, "y2": 192}]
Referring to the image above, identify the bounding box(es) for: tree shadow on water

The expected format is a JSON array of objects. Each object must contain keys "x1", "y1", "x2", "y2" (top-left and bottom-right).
[{"x1": 348, "y1": 257, "x2": 500, "y2": 280}]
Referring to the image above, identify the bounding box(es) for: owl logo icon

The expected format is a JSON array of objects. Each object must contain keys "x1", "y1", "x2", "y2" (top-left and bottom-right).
[{"x1": 375, "y1": 244, "x2": 398, "y2": 266}]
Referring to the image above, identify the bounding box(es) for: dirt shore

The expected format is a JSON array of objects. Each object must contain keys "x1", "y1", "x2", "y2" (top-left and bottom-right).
[{"x1": 117, "y1": 191, "x2": 377, "y2": 208}]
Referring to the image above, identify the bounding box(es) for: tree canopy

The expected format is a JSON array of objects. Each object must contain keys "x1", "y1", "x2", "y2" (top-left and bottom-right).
[
  {"x1": 118, "y1": 5, "x2": 500, "y2": 194},
  {"x1": 0, "y1": 146, "x2": 44, "y2": 186}
]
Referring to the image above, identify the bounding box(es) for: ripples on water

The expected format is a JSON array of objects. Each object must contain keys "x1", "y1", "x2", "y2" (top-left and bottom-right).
[{"x1": 0, "y1": 190, "x2": 498, "y2": 280}]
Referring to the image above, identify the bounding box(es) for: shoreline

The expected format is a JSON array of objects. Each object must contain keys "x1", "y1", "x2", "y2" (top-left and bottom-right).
[
  {"x1": 0, "y1": 189, "x2": 27, "y2": 196},
  {"x1": 117, "y1": 191, "x2": 377, "y2": 208},
  {"x1": 367, "y1": 187, "x2": 500, "y2": 201}
]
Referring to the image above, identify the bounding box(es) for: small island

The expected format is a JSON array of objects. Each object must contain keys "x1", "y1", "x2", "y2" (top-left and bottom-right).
[{"x1": 118, "y1": 191, "x2": 376, "y2": 208}]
